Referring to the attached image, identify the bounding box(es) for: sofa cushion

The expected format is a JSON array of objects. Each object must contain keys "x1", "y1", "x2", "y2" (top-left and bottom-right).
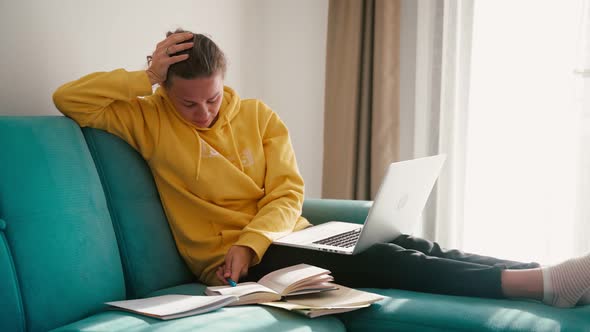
[
  {"x1": 0, "y1": 219, "x2": 25, "y2": 332},
  {"x1": 50, "y1": 305, "x2": 346, "y2": 332},
  {"x1": 82, "y1": 128, "x2": 194, "y2": 298},
  {"x1": 0, "y1": 117, "x2": 126, "y2": 332},
  {"x1": 339, "y1": 288, "x2": 590, "y2": 331}
]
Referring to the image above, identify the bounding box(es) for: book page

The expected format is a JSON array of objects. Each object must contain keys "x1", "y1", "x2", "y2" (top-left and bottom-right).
[
  {"x1": 106, "y1": 294, "x2": 237, "y2": 318},
  {"x1": 285, "y1": 285, "x2": 384, "y2": 308},
  {"x1": 261, "y1": 301, "x2": 370, "y2": 311},
  {"x1": 297, "y1": 305, "x2": 370, "y2": 318},
  {"x1": 205, "y1": 282, "x2": 282, "y2": 305},
  {"x1": 261, "y1": 301, "x2": 370, "y2": 318},
  {"x1": 257, "y1": 264, "x2": 330, "y2": 295},
  {"x1": 288, "y1": 274, "x2": 333, "y2": 289},
  {"x1": 285, "y1": 282, "x2": 338, "y2": 296},
  {"x1": 205, "y1": 282, "x2": 277, "y2": 297}
]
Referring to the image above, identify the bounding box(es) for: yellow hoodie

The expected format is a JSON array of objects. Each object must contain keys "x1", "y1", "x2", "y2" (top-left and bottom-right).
[{"x1": 53, "y1": 69, "x2": 310, "y2": 285}]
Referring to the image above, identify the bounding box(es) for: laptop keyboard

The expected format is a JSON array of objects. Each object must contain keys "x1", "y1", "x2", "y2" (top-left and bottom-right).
[{"x1": 313, "y1": 228, "x2": 361, "y2": 248}]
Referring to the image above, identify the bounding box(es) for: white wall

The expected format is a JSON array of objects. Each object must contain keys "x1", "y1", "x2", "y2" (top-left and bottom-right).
[
  {"x1": 0, "y1": 0, "x2": 246, "y2": 113},
  {"x1": 241, "y1": 0, "x2": 328, "y2": 199},
  {"x1": 0, "y1": 0, "x2": 328, "y2": 198}
]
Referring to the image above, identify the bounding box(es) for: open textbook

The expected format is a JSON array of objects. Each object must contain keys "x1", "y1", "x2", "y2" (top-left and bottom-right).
[
  {"x1": 204, "y1": 264, "x2": 337, "y2": 305},
  {"x1": 105, "y1": 294, "x2": 237, "y2": 320},
  {"x1": 105, "y1": 264, "x2": 384, "y2": 320},
  {"x1": 262, "y1": 285, "x2": 384, "y2": 318}
]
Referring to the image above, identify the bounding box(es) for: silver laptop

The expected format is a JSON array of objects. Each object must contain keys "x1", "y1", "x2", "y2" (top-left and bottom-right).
[{"x1": 273, "y1": 154, "x2": 446, "y2": 255}]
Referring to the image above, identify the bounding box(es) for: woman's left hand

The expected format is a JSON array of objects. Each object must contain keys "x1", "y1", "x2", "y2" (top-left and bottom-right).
[
  {"x1": 216, "y1": 245, "x2": 255, "y2": 285},
  {"x1": 146, "y1": 32, "x2": 194, "y2": 85}
]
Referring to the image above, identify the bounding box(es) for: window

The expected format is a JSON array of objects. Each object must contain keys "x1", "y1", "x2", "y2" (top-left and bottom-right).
[{"x1": 462, "y1": 0, "x2": 585, "y2": 264}]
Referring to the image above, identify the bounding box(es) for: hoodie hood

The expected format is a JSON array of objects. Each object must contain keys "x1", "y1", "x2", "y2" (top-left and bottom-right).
[{"x1": 156, "y1": 85, "x2": 243, "y2": 180}]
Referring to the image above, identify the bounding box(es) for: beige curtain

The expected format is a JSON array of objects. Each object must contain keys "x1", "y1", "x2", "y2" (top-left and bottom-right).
[{"x1": 322, "y1": 0, "x2": 401, "y2": 200}]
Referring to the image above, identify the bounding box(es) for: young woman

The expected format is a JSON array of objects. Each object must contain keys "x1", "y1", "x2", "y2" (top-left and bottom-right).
[{"x1": 53, "y1": 30, "x2": 590, "y2": 308}]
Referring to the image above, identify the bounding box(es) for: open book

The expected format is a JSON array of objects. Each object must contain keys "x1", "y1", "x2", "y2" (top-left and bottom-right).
[
  {"x1": 105, "y1": 264, "x2": 383, "y2": 320},
  {"x1": 105, "y1": 294, "x2": 237, "y2": 320},
  {"x1": 205, "y1": 263, "x2": 337, "y2": 305},
  {"x1": 261, "y1": 285, "x2": 384, "y2": 318}
]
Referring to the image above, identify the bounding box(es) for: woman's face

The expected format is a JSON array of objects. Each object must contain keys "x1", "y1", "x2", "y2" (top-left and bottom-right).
[{"x1": 166, "y1": 73, "x2": 224, "y2": 128}]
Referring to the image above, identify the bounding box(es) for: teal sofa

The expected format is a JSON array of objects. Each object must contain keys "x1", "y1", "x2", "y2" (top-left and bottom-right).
[{"x1": 1, "y1": 116, "x2": 589, "y2": 332}]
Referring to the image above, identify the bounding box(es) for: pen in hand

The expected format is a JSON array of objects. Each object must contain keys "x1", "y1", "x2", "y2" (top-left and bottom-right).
[{"x1": 226, "y1": 277, "x2": 237, "y2": 287}]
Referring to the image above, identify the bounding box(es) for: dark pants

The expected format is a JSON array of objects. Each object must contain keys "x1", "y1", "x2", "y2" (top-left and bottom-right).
[{"x1": 246, "y1": 234, "x2": 540, "y2": 299}]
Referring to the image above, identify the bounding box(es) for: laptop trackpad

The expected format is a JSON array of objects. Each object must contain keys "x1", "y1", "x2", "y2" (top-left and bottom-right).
[{"x1": 275, "y1": 221, "x2": 362, "y2": 245}]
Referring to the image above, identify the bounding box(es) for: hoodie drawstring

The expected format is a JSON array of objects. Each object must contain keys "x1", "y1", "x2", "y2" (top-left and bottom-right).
[{"x1": 194, "y1": 130, "x2": 203, "y2": 181}]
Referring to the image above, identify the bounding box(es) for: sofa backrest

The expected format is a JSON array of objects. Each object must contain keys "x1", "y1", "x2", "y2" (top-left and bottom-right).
[
  {"x1": 0, "y1": 117, "x2": 126, "y2": 332},
  {"x1": 0, "y1": 218, "x2": 25, "y2": 332},
  {"x1": 82, "y1": 128, "x2": 194, "y2": 298}
]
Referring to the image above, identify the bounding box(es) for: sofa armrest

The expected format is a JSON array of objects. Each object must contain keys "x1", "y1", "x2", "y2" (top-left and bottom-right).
[{"x1": 302, "y1": 199, "x2": 372, "y2": 226}]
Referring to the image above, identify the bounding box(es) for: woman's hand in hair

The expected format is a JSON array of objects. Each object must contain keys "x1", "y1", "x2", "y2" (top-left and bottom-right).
[{"x1": 146, "y1": 32, "x2": 194, "y2": 85}]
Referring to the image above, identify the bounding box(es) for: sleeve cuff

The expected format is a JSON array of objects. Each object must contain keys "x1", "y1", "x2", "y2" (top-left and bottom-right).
[{"x1": 234, "y1": 232, "x2": 273, "y2": 266}]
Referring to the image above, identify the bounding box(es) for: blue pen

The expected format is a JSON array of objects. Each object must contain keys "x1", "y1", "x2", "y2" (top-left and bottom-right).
[{"x1": 226, "y1": 277, "x2": 237, "y2": 287}]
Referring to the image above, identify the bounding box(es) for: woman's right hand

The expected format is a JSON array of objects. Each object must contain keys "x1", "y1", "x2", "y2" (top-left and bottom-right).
[{"x1": 146, "y1": 32, "x2": 194, "y2": 85}]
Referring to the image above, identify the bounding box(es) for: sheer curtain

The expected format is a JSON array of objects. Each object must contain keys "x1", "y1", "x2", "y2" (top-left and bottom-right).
[
  {"x1": 412, "y1": 0, "x2": 473, "y2": 249},
  {"x1": 413, "y1": 0, "x2": 590, "y2": 264},
  {"x1": 462, "y1": 0, "x2": 589, "y2": 264}
]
